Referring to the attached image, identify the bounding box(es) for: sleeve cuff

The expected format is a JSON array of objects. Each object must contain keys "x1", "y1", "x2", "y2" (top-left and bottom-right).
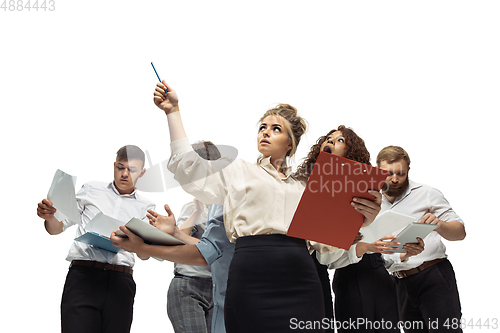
[
  {"x1": 61, "y1": 218, "x2": 74, "y2": 232},
  {"x1": 170, "y1": 137, "x2": 192, "y2": 156},
  {"x1": 195, "y1": 238, "x2": 222, "y2": 266},
  {"x1": 347, "y1": 243, "x2": 362, "y2": 264}
]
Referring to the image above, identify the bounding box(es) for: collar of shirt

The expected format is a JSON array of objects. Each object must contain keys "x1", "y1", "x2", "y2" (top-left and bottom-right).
[
  {"x1": 108, "y1": 181, "x2": 137, "y2": 199},
  {"x1": 258, "y1": 156, "x2": 292, "y2": 181},
  {"x1": 383, "y1": 179, "x2": 422, "y2": 207}
]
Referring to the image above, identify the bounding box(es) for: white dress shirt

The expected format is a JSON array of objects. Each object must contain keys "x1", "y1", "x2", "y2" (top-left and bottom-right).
[
  {"x1": 381, "y1": 180, "x2": 464, "y2": 272},
  {"x1": 62, "y1": 181, "x2": 156, "y2": 267}
]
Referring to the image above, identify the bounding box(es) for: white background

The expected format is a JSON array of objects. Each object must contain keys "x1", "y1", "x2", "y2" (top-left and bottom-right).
[{"x1": 1, "y1": 1, "x2": 499, "y2": 331}]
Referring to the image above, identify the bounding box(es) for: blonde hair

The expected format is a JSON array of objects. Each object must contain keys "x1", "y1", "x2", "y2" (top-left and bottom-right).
[{"x1": 258, "y1": 103, "x2": 307, "y2": 162}]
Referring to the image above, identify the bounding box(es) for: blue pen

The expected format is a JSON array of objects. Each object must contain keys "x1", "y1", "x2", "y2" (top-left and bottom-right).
[{"x1": 151, "y1": 62, "x2": 167, "y2": 93}]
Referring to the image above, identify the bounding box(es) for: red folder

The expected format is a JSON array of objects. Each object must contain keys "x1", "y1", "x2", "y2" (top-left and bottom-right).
[{"x1": 287, "y1": 152, "x2": 389, "y2": 250}]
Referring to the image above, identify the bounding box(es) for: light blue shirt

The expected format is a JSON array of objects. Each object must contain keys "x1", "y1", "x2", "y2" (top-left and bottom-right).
[{"x1": 195, "y1": 204, "x2": 234, "y2": 333}]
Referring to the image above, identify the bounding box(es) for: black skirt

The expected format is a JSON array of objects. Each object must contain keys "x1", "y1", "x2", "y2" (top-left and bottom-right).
[{"x1": 224, "y1": 234, "x2": 326, "y2": 333}]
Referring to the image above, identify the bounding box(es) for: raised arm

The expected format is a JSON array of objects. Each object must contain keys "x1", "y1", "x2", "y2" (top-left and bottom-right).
[
  {"x1": 155, "y1": 81, "x2": 229, "y2": 205},
  {"x1": 153, "y1": 81, "x2": 186, "y2": 142}
]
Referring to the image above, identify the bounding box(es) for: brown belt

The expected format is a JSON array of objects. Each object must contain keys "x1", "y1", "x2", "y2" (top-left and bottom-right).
[
  {"x1": 393, "y1": 258, "x2": 445, "y2": 279},
  {"x1": 71, "y1": 260, "x2": 133, "y2": 275}
]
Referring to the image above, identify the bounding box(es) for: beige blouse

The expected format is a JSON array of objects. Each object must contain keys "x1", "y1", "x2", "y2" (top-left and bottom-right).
[{"x1": 167, "y1": 137, "x2": 338, "y2": 254}]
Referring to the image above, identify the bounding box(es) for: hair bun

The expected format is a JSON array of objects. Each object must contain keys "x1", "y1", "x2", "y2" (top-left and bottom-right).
[{"x1": 275, "y1": 104, "x2": 298, "y2": 115}]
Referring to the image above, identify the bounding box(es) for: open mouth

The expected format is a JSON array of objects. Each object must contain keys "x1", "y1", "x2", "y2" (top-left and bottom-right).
[
  {"x1": 323, "y1": 146, "x2": 332, "y2": 153},
  {"x1": 260, "y1": 139, "x2": 270, "y2": 145}
]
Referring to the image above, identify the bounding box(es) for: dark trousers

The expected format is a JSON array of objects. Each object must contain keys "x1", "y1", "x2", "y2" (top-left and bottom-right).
[
  {"x1": 333, "y1": 253, "x2": 399, "y2": 332},
  {"x1": 61, "y1": 264, "x2": 136, "y2": 333},
  {"x1": 312, "y1": 251, "x2": 334, "y2": 333},
  {"x1": 394, "y1": 259, "x2": 462, "y2": 333}
]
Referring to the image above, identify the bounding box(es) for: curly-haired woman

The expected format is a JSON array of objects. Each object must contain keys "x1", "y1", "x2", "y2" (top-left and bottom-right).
[{"x1": 295, "y1": 126, "x2": 407, "y2": 332}]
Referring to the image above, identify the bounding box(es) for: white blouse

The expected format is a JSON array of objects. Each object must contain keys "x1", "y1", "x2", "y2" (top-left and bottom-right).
[{"x1": 167, "y1": 137, "x2": 337, "y2": 254}]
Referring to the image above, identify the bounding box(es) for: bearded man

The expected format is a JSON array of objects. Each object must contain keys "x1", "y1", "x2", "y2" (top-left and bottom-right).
[{"x1": 377, "y1": 145, "x2": 466, "y2": 333}]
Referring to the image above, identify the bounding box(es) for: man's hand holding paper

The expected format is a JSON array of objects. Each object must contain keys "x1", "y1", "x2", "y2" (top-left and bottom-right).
[{"x1": 37, "y1": 198, "x2": 63, "y2": 235}]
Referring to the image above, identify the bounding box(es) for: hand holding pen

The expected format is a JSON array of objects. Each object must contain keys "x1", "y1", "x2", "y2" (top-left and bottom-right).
[{"x1": 151, "y1": 62, "x2": 179, "y2": 115}]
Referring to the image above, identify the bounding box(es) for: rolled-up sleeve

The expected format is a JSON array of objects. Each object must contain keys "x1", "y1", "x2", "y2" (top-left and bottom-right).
[
  {"x1": 428, "y1": 188, "x2": 464, "y2": 225},
  {"x1": 195, "y1": 207, "x2": 230, "y2": 266}
]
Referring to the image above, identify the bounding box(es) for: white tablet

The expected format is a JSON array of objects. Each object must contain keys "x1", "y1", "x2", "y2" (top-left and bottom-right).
[
  {"x1": 117, "y1": 218, "x2": 185, "y2": 246},
  {"x1": 392, "y1": 223, "x2": 437, "y2": 253}
]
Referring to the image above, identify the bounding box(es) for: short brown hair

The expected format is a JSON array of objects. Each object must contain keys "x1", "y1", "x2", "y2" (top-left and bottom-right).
[
  {"x1": 376, "y1": 146, "x2": 410, "y2": 167},
  {"x1": 116, "y1": 145, "x2": 146, "y2": 168}
]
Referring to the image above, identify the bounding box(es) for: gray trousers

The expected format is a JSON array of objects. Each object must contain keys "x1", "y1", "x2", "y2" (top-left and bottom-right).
[{"x1": 167, "y1": 274, "x2": 214, "y2": 333}]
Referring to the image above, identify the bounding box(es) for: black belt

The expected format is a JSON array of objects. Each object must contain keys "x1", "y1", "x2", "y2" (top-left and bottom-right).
[{"x1": 71, "y1": 260, "x2": 133, "y2": 275}]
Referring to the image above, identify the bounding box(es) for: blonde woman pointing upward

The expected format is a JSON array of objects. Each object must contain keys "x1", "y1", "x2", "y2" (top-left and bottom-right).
[{"x1": 153, "y1": 80, "x2": 334, "y2": 332}]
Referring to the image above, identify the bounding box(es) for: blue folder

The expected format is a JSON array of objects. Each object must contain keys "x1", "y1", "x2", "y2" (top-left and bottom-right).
[{"x1": 74, "y1": 232, "x2": 124, "y2": 253}]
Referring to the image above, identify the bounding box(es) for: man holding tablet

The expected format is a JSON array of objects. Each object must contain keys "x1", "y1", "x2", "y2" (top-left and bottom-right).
[{"x1": 377, "y1": 145, "x2": 466, "y2": 333}]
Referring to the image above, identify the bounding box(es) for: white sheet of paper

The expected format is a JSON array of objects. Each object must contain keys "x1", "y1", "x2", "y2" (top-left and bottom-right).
[
  {"x1": 360, "y1": 210, "x2": 416, "y2": 243},
  {"x1": 47, "y1": 169, "x2": 82, "y2": 226},
  {"x1": 84, "y1": 212, "x2": 124, "y2": 238}
]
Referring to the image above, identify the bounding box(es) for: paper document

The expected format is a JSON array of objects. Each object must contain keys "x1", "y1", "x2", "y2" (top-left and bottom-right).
[
  {"x1": 74, "y1": 212, "x2": 125, "y2": 253},
  {"x1": 75, "y1": 232, "x2": 123, "y2": 253},
  {"x1": 360, "y1": 211, "x2": 416, "y2": 244},
  {"x1": 47, "y1": 169, "x2": 81, "y2": 226},
  {"x1": 84, "y1": 212, "x2": 123, "y2": 238}
]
